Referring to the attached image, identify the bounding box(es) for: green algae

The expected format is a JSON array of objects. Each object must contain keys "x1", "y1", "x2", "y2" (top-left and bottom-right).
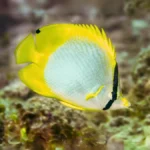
[{"x1": 20, "y1": 127, "x2": 28, "y2": 142}]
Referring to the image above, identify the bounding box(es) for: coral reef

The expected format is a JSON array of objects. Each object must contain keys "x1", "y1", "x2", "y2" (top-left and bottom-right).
[
  {"x1": 128, "y1": 46, "x2": 150, "y2": 117},
  {"x1": 125, "y1": 0, "x2": 150, "y2": 15},
  {"x1": 0, "y1": 45, "x2": 150, "y2": 149},
  {"x1": 1, "y1": 0, "x2": 150, "y2": 149},
  {"x1": 0, "y1": 96, "x2": 107, "y2": 150},
  {"x1": 0, "y1": 83, "x2": 108, "y2": 150}
]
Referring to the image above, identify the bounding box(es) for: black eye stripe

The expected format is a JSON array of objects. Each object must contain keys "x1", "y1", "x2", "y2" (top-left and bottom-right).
[
  {"x1": 112, "y1": 63, "x2": 118, "y2": 100},
  {"x1": 103, "y1": 63, "x2": 118, "y2": 110}
]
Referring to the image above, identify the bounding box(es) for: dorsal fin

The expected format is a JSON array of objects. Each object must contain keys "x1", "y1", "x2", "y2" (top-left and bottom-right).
[
  {"x1": 16, "y1": 24, "x2": 116, "y2": 70},
  {"x1": 75, "y1": 24, "x2": 116, "y2": 60},
  {"x1": 36, "y1": 24, "x2": 116, "y2": 61}
]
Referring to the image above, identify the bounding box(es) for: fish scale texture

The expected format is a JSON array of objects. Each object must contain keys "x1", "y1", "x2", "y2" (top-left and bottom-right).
[{"x1": 44, "y1": 39, "x2": 113, "y2": 109}]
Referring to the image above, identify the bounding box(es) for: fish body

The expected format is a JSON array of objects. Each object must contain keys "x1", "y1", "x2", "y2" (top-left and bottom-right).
[{"x1": 15, "y1": 24, "x2": 130, "y2": 111}]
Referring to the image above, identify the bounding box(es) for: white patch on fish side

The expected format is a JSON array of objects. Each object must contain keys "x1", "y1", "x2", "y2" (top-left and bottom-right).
[{"x1": 44, "y1": 38, "x2": 113, "y2": 110}]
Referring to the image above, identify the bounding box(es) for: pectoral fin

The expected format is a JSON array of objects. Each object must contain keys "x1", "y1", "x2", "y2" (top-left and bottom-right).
[{"x1": 85, "y1": 85, "x2": 104, "y2": 101}]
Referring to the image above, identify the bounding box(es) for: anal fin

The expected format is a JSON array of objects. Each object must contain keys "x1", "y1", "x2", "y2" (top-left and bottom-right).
[{"x1": 60, "y1": 101, "x2": 85, "y2": 110}]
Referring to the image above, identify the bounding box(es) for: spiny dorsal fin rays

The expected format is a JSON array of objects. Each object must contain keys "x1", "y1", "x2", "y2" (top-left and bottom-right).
[
  {"x1": 76, "y1": 24, "x2": 100, "y2": 35},
  {"x1": 101, "y1": 28, "x2": 107, "y2": 42},
  {"x1": 94, "y1": 25, "x2": 101, "y2": 34},
  {"x1": 101, "y1": 28, "x2": 116, "y2": 58},
  {"x1": 100, "y1": 27, "x2": 115, "y2": 58},
  {"x1": 75, "y1": 24, "x2": 116, "y2": 59}
]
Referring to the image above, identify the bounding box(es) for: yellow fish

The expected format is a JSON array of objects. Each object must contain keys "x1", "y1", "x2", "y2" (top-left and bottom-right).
[{"x1": 15, "y1": 24, "x2": 130, "y2": 111}]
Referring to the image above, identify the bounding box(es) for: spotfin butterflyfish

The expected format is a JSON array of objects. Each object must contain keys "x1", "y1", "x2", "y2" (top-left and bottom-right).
[{"x1": 15, "y1": 24, "x2": 130, "y2": 111}]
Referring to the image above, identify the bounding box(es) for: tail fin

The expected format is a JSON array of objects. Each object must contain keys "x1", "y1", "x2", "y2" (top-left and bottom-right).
[{"x1": 15, "y1": 33, "x2": 40, "y2": 64}]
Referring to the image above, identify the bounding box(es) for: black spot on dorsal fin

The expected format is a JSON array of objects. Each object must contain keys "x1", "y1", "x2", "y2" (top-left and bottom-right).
[{"x1": 36, "y1": 29, "x2": 41, "y2": 34}]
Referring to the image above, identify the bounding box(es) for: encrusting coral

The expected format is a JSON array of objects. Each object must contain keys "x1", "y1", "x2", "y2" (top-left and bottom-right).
[
  {"x1": 0, "y1": 46, "x2": 150, "y2": 149},
  {"x1": 0, "y1": 46, "x2": 150, "y2": 150}
]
